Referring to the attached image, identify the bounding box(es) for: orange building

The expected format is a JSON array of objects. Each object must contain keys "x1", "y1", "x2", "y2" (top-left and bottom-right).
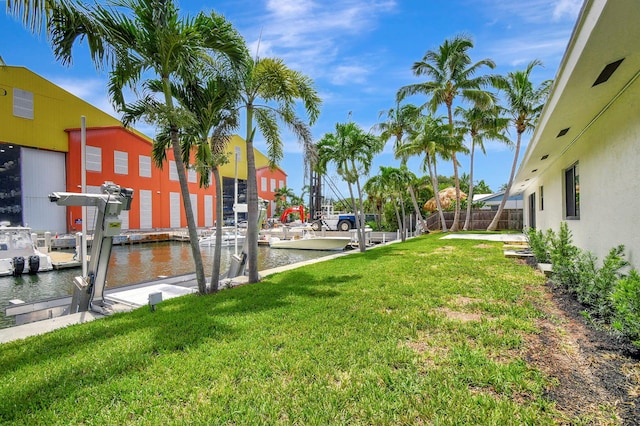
[{"x1": 0, "y1": 66, "x2": 287, "y2": 233}]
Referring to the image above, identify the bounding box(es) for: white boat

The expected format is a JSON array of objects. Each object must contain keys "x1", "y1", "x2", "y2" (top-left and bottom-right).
[
  {"x1": 268, "y1": 226, "x2": 351, "y2": 251},
  {"x1": 0, "y1": 225, "x2": 53, "y2": 276},
  {"x1": 199, "y1": 230, "x2": 245, "y2": 247}
]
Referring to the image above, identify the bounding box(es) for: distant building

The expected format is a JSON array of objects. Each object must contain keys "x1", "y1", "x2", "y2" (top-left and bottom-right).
[
  {"x1": 0, "y1": 66, "x2": 286, "y2": 233},
  {"x1": 472, "y1": 192, "x2": 523, "y2": 210},
  {"x1": 513, "y1": 0, "x2": 640, "y2": 267}
]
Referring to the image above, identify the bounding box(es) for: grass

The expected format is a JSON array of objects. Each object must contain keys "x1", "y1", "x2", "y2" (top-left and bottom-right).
[{"x1": 0, "y1": 233, "x2": 564, "y2": 425}]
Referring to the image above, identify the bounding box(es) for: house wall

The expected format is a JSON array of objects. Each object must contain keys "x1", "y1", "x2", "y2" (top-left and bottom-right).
[
  {"x1": 256, "y1": 166, "x2": 287, "y2": 217},
  {"x1": 66, "y1": 127, "x2": 225, "y2": 231},
  {"x1": 523, "y1": 74, "x2": 640, "y2": 267}
]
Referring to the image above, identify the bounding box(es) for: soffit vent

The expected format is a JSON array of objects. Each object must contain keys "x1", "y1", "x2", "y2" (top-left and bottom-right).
[
  {"x1": 541, "y1": 154, "x2": 549, "y2": 160},
  {"x1": 592, "y1": 58, "x2": 624, "y2": 87}
]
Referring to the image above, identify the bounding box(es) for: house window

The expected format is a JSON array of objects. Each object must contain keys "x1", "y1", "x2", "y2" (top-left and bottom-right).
[
  {"x1": 565, "y1": 162, "x2": 579, "y2": 219},
  {"x1": 86, "y1": 146, "x2": 102, "y2": 172},
  {"x1": 279, "y1": 180, "x2": 284, "y2": 189},
  {"x1": 261, "y1": 177, "x2": 267, "y2": 192},
  {"x1": 13, "y1": 88, "x2": 34, "y2": 119},
  {"x1": 169, "y1": 160, "x2": 178, "y2": 181},
  {"x1": 528, "y1": 193, "x2": 536, "y2": 229},
  {"x1": 539, "y1": 186, "x2": 544, "y2": 211},
  {"x1": 270, "y1": 178, "x2": 276, "y2": 192},
  {"x1": 139, "y1": 155, "x2": 151, "y2": 178},
  {"x1": 114, "y1": 151, "x2": 128, "y2": 175}
]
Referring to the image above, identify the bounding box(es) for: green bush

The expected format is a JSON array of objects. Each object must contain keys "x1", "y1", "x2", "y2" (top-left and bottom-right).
[
  {"x1": 535, "y1": 222, "x2": 638, "y2": 346},
  {"x1": 612, "y1": 269, "x2": 640, "y2": 348},
  {"x1": 525, "y1": 227, "x2": 553, "y2": 263},
  {"x1": 549, "y1": 222, "x2": 580, "y2": 290}
]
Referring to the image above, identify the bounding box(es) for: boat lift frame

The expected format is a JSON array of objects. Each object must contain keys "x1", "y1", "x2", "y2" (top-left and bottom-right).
[{"x1": 49, "y1": 182, "x2": 134, "y2": 314}]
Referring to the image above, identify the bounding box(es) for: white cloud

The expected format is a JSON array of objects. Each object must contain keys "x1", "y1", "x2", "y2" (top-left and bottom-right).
[
  {"x1": 51, "y1": 76, "x2": 119, "y2": 118},
  {"x1": 552, "y1": 0, "x2": 582, "y2": 21},
  {"x1": 246, "y1": 0, "x2": 397, "y2": 82},
  {"x1": 330, "y1": 64, "x2": 369, "y2": 85}
]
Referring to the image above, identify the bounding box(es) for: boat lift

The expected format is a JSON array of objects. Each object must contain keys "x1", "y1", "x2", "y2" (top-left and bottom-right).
[{"x1": 49, "y1": 182, "x2": 134, "y2": 314}]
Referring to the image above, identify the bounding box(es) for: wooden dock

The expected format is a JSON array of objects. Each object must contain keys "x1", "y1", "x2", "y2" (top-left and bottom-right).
[{"x1": 48, "y1": 251, "x2": 81, "y2": 270}]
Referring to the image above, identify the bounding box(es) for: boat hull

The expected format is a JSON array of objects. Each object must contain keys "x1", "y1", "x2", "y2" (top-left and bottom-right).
[{"x1": 268, "y1": 236, "x2": 350, "y2": 251}]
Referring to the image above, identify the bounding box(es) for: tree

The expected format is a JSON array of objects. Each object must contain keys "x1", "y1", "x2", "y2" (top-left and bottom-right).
[
  {"x1": 376, "y1": 102, "x2": 426, "y2": 233},
  {"x1": 273, "y1": 185, "x2": 296, "y2": 215},
  {"x1": 164, "y1": 74, "x2": 240, "y2": 293},
  {"x1": 6, "y1": 0, "x2": 50, "y2": 32},
  {"x1": 237, "y1": 56, "x2": 321, "y2": 283},
  {"x1": 487, "y1": 60, "x2": 552, "y2": 231},
  {"x1": 455, "y1": 105, "x2": 510, "y2": 230},
  {"x1": 379, "y1": 166, "x2": 416, "y2": 242},
  {"x1": 397, "y1": 115, "x2": 451, "y2": 232},
  {"x1": 363, "y1": 174, "x2": 386, "y2": 230},
  {"x1": 374, "y1": 102, "x2": 421, "y2": 154},
  {"x1": 46, "y1": 0, "x2": 246, "y2": 294},
  {"x1": 398, "y1": 34, "x2": 495, "y2": 231},
  {"x1": 316, "y1": 122, "x2": 382, "y2": 252}
]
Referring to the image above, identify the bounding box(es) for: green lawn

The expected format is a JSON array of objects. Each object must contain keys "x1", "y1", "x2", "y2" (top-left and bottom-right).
[{"x1": 0, "y1": 234, "x2": 565, "y2": 425}]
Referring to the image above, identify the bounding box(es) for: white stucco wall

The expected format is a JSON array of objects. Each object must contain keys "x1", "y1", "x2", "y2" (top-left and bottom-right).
[{"x1": 523, "y1": 75, "x2": 640, "y2": 268}]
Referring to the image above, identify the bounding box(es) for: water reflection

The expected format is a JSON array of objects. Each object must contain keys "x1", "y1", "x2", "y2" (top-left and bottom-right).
[{"x1": 0, "y1": 242, "x2": 339, "y2": 328}]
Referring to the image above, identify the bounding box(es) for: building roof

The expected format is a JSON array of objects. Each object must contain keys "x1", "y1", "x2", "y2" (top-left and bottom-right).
[{"x1": 513, "y1": 0, "x2": 640, "y2": 193}]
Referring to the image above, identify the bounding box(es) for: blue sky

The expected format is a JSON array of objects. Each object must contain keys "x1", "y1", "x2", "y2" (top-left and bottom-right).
[{"x1": 1, "y1": 0, "x2": 583, "y2": 200}]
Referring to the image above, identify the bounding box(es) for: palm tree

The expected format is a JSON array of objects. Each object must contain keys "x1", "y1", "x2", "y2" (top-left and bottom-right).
[
  {"x1": 316, "y1": 122, "x2": 382, "y2": 252},
  {"x1": 376, "y1": 102, "x2": 426, "y2": 233},
  {"x1": 455, "y1": 105, "x2": 510, "y2": 230},
  {"x1": 6, "y1": 0, "x2": 50, "y2": 31},
  {"x1": 379, "y1": 166, "x2": 416, "y2": 242},
  {"x1": 398, "y1": 34, "x2": 495, "y2": 231},
  {"x1": 273, "y1": 185, "x2": 296, "y2": 215},
  {"x1": 46, "y1": 0, "x2": 247, "y2": 294},
  {"x1": 363, "y1": 174, "x2": 386, "y2": 230},
  {"x1": 487, "y1": 60, "x2": 552, "y2": 231},
  {"x1": 374, "y1": 102, "x2": 421, "y2": 154},
  {"x1": 168, "y1": 75, "x2": 241, "y2": 293},
  {"x1": 397, "y1": 115, "x2": 451, "y2": 232},
  {"x1": 237, "y1": 56, "x2": 321, "y2": 283}
]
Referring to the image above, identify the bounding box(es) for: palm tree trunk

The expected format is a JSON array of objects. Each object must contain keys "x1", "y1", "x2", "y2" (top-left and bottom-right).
[
  {"x1": 463, "y1": 142, "x2": 476, "y2": 231},
  {"x1": 210, "y1": 166, "x2": 223, "y2": 293},
  {"x1": 168, "y1": 130, "x2": 207, "y2": 293},
  {"x1": 450, "y1": 152, "x2": 461, "y2": 232},
  {"x1": 427, "y1": 154, "x2": 448, "y2": 232},
  {"x1": 407, "y1": 184, "x2": 424, "y2": 233},
  {"x1": 399, "y1": 196, "x2": 407, "y2": 242},
  {"x1": 392, "y1": 199, "x2": 403, "y2": 242},
  {"x1": 162, "y1": 78, "x2": 206, "y2": 294},
  {"x1": 487, "y1": 132, "x2": 521, "y2": 231},
  {"x1": 351, "y1": 160, "x2": 367, "y2": 252},
  {"x1": 245, "y1": 105, "x2": 260, "y2": 283},
  {"x1": 447, "y1": 105, "x2": 461, "y2": 232},
  {"x1": 345, "y1": 173, "x2": 363, "y2": 252}
]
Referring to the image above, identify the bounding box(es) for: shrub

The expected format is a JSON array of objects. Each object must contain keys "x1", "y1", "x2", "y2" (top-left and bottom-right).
[
  {"x1": 612, "y1": 269, "x2": 640, "y2": 348},
  {"x1": 525, "y1": 227, "x2": 553, "y2": 264},
  {"x1": 550, "y1": 222, "x2": 580, "y2": 290}
]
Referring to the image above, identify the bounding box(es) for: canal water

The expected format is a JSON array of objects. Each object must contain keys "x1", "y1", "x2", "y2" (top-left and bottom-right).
[{"x1": 0, "y1": 242, "x2": 338, "y2": 329}]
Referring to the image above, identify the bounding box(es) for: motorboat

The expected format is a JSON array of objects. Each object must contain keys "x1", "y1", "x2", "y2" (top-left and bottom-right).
[
  {"x1": 268, "y1": 226, "x2": 351, "y2": 251},
  {"x1": 0, "y1": 224, "x2": 53, "y2": 276},
  {"x1": 199, "y1": 230, "x2": 246, "y2": 247}
]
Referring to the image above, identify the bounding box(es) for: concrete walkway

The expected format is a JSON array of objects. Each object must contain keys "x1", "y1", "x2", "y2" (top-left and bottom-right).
[{"x1": 440, "y1": 233, "x2": 527, "y2": 243}]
